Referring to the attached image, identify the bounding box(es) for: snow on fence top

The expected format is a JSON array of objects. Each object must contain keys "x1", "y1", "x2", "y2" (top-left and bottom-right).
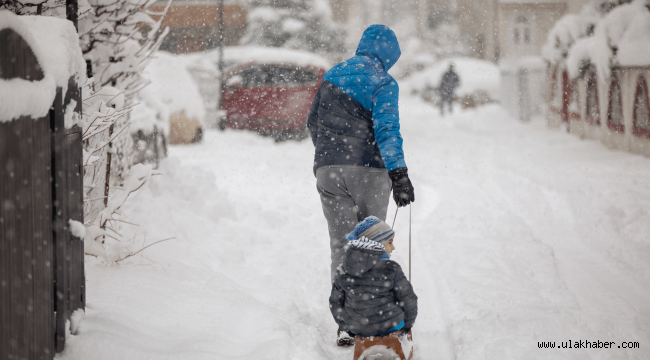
[
  {"x1": 0, "y1": 11, "x2": 85, "y2": 123},
  {"x1": 200, "y1": 46, "x2": 331, "y2": 71},
  {"x1": 543, "y1": 0, "x2": 650, "y2": 79}
]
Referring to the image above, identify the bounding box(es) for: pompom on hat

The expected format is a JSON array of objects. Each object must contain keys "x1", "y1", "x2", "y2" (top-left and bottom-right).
[{"x1": 346, "y1": 216, "x2": 395, "y2": 245}]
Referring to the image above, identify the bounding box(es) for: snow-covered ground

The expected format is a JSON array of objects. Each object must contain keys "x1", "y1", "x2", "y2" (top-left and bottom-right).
[{"x1": 58, "y1": 97, "x2": 650, "y2": 360}]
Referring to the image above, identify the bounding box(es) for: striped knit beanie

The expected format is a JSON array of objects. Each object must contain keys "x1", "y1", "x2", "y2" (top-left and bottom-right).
[{"x1": 346, "y1": 216, "x2": 395, "y2": 245}]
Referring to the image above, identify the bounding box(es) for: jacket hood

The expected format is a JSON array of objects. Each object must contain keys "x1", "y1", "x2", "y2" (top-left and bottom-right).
[
  {"x1": 355, "y1": 24, "x2": 401, "y2": 71},
  {"x1": 342, "y1": 240, "x2": 385, "y2": 277}
]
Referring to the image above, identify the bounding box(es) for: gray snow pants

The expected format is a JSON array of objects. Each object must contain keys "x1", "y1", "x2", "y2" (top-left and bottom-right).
[{"x1": 316, "y1": 165, "x2": 391, "y2": 282}]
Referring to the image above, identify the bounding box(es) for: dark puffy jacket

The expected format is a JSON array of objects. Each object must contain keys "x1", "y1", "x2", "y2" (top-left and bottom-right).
[
  {"x1": 440, "y1": 68, "x2": 459, "y2": 98},
  {"x1": 329, "y1": 245, "x2": 418, "y2": 335},
  {"x1": 307, "y1": 25, "x2": 406, "y2": 175}
]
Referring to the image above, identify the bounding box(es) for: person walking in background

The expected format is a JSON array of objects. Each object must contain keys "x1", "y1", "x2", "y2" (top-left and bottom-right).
[
  {"x1": 307, "y1": 24, "x2": 414, "y2": 279},
  {"x1": 439, "y1": 63, "x2": 460, "y2": 116}
]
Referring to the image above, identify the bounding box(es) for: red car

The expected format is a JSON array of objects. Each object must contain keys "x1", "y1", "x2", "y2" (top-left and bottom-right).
[{"x1": 219, "y1": 62, "x2": 326, "y2": 141}]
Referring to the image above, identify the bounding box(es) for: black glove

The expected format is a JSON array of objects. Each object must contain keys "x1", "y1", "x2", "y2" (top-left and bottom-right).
[{"x1": 389, "y1": 168, "x2": 414, "y2": 207}]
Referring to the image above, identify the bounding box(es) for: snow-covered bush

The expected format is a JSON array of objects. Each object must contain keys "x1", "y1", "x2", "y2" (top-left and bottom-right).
[
  {"x1": 240, "y1": 0, "x2": 345, "y2": 58},
  {"x1": 141, "y1": 52, "x2": 206, "y2": 129},
  {"x1": 568, "y1": 0, "x2": 650, "y2": 79},
  {"x1": 79, "y1": 0, "x2": 170, "y2": 181},
  {"x1": 181, "y1": 54, "x2": 221, "y2": 128},
  {"x1": 542, "y1": 0, "x2": 650, "y2": 80}
]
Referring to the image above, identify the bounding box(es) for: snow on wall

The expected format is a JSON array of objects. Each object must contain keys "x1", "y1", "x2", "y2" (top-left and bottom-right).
[{"x1": 0, "y1": 11, "x2": 85, "y2": 123}]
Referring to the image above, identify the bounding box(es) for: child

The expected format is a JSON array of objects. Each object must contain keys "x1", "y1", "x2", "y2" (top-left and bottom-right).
[{"x1": 330, "y1": 216, "x2": 418, "y2": 346}]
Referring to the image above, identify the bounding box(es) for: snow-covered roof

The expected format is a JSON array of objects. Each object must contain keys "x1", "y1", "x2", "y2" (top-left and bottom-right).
[
  {"x1": 0, "y1": 11, "x2": 85, "y2": 123},
  {"x1": 544, "y1": 0, "x2": 650, "y2": 79},
  {"x1": 198, "y1": 46, "x2": 331, "y2": 71}
]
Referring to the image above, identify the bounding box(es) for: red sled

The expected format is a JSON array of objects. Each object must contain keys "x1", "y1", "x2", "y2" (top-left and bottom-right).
[{"x1": 353, "y1": 331, "x2": 414, "y2": 360}]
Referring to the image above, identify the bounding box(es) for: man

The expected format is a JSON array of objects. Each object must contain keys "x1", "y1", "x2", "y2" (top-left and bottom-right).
[
  {"x1": 439, "y1": 63, "x2": 459, "y2": 115},
  {"x1": 308, "y1": 23, "x2": 415, "y2": 345},
  {"x1": 308, "y1": 20, "x2": 414, "y2": 317}
]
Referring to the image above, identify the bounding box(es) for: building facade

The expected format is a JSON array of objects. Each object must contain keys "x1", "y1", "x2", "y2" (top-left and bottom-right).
[
  {"x1": 329, "y1": 0, "x2": 592, "y2": 63},
  {"x1": 149, "y1": 1, "x2": 247, "y2": 54}
]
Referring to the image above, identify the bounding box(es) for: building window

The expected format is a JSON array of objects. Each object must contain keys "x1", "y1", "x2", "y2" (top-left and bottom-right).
[
  {"x1": 633, "y1": 75, "x2": 650, "y2": 138},
  {"x1": 524, "y1": 27, "x2": 530, "y2": 44},
  {"x1": 607, "y1": 75, "x2": 624, "y2": 132},
  {"x1": 514, "y1": 29, "x2": 520, "y2": 44},
  {"x1": 514, "y1": 15, "x2": 529, "y2": 46},
  {"x1": 585, "y1": 71, "x2": 600, "y2": 125}
]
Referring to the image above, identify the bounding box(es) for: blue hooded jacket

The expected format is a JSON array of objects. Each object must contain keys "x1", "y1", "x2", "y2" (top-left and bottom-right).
[{"x1": 307, "y1": 25, "x2": 406, "y2": 174}]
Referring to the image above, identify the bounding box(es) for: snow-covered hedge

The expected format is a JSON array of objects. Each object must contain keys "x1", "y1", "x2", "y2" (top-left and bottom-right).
[{"x1": 543, "y1": 0, "x2": 650, "y2": 79}]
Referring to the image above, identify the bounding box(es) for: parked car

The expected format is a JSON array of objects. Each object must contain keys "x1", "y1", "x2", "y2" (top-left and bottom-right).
[{"x1": 220, "y1": 61, "x2": 327, "y2": 141}]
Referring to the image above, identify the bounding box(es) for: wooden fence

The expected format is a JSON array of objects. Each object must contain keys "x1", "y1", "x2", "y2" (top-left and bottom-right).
[{"x1": 1, "y1": 27, "x2": 85, "y2": 360}]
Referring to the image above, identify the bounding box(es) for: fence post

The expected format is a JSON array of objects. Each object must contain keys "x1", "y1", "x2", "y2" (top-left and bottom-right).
[{"x1": 1, "y1": 27, "x2": 55, "y2": 360}]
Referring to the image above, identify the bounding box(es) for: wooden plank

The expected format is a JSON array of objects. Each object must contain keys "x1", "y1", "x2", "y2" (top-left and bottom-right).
[
  {"x1": 32, "y1": 116, "x2": 55, "y2": 360},
  {"x1": 66, "y1": 126, "x2": 84, "y2": 314},
  {"x1": 51, "y1": 87, "x2": 69, "y2": 353},
  {"x1": 19, "y1": 116, "x2": 34, "y2": 360},
  {"x1": 1, "y1": 117, "x2": 34, "y2": 360},
  {"x1": 19, "y1": 117, "x2": 36, "y2": 360},
  {"x1": 0, "y1": 120, "x2": 15, "y2": 360},
  {"x1": 64, "y1": 76, "x2": 84, "y2": 318},
  {"x1": 1, "y1": 119, "x2": 7, "y2": 360}
]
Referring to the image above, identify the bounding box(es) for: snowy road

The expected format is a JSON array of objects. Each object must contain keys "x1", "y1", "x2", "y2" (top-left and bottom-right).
[{"x1": 60, "y1": 97, "x2": 650, "y2": 360}]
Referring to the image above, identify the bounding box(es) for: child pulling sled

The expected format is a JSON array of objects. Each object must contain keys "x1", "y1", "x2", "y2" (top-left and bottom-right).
[{"x1": 329, "y1": 216, "x2": 418, "y2": 358}]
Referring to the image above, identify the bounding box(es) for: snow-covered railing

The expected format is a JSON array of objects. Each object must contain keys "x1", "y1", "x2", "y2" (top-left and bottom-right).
[{"x1": 0, "y1": 11, "x2": 85, "y2": 359}]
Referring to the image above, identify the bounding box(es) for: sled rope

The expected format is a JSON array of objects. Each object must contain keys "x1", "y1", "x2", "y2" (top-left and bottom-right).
[
  {"x1": 391, "y1": 205, "x2": 413, "y2": 283},
  {"x1": 409, "y1": 204, "x2": 412, "y2": 282}
]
